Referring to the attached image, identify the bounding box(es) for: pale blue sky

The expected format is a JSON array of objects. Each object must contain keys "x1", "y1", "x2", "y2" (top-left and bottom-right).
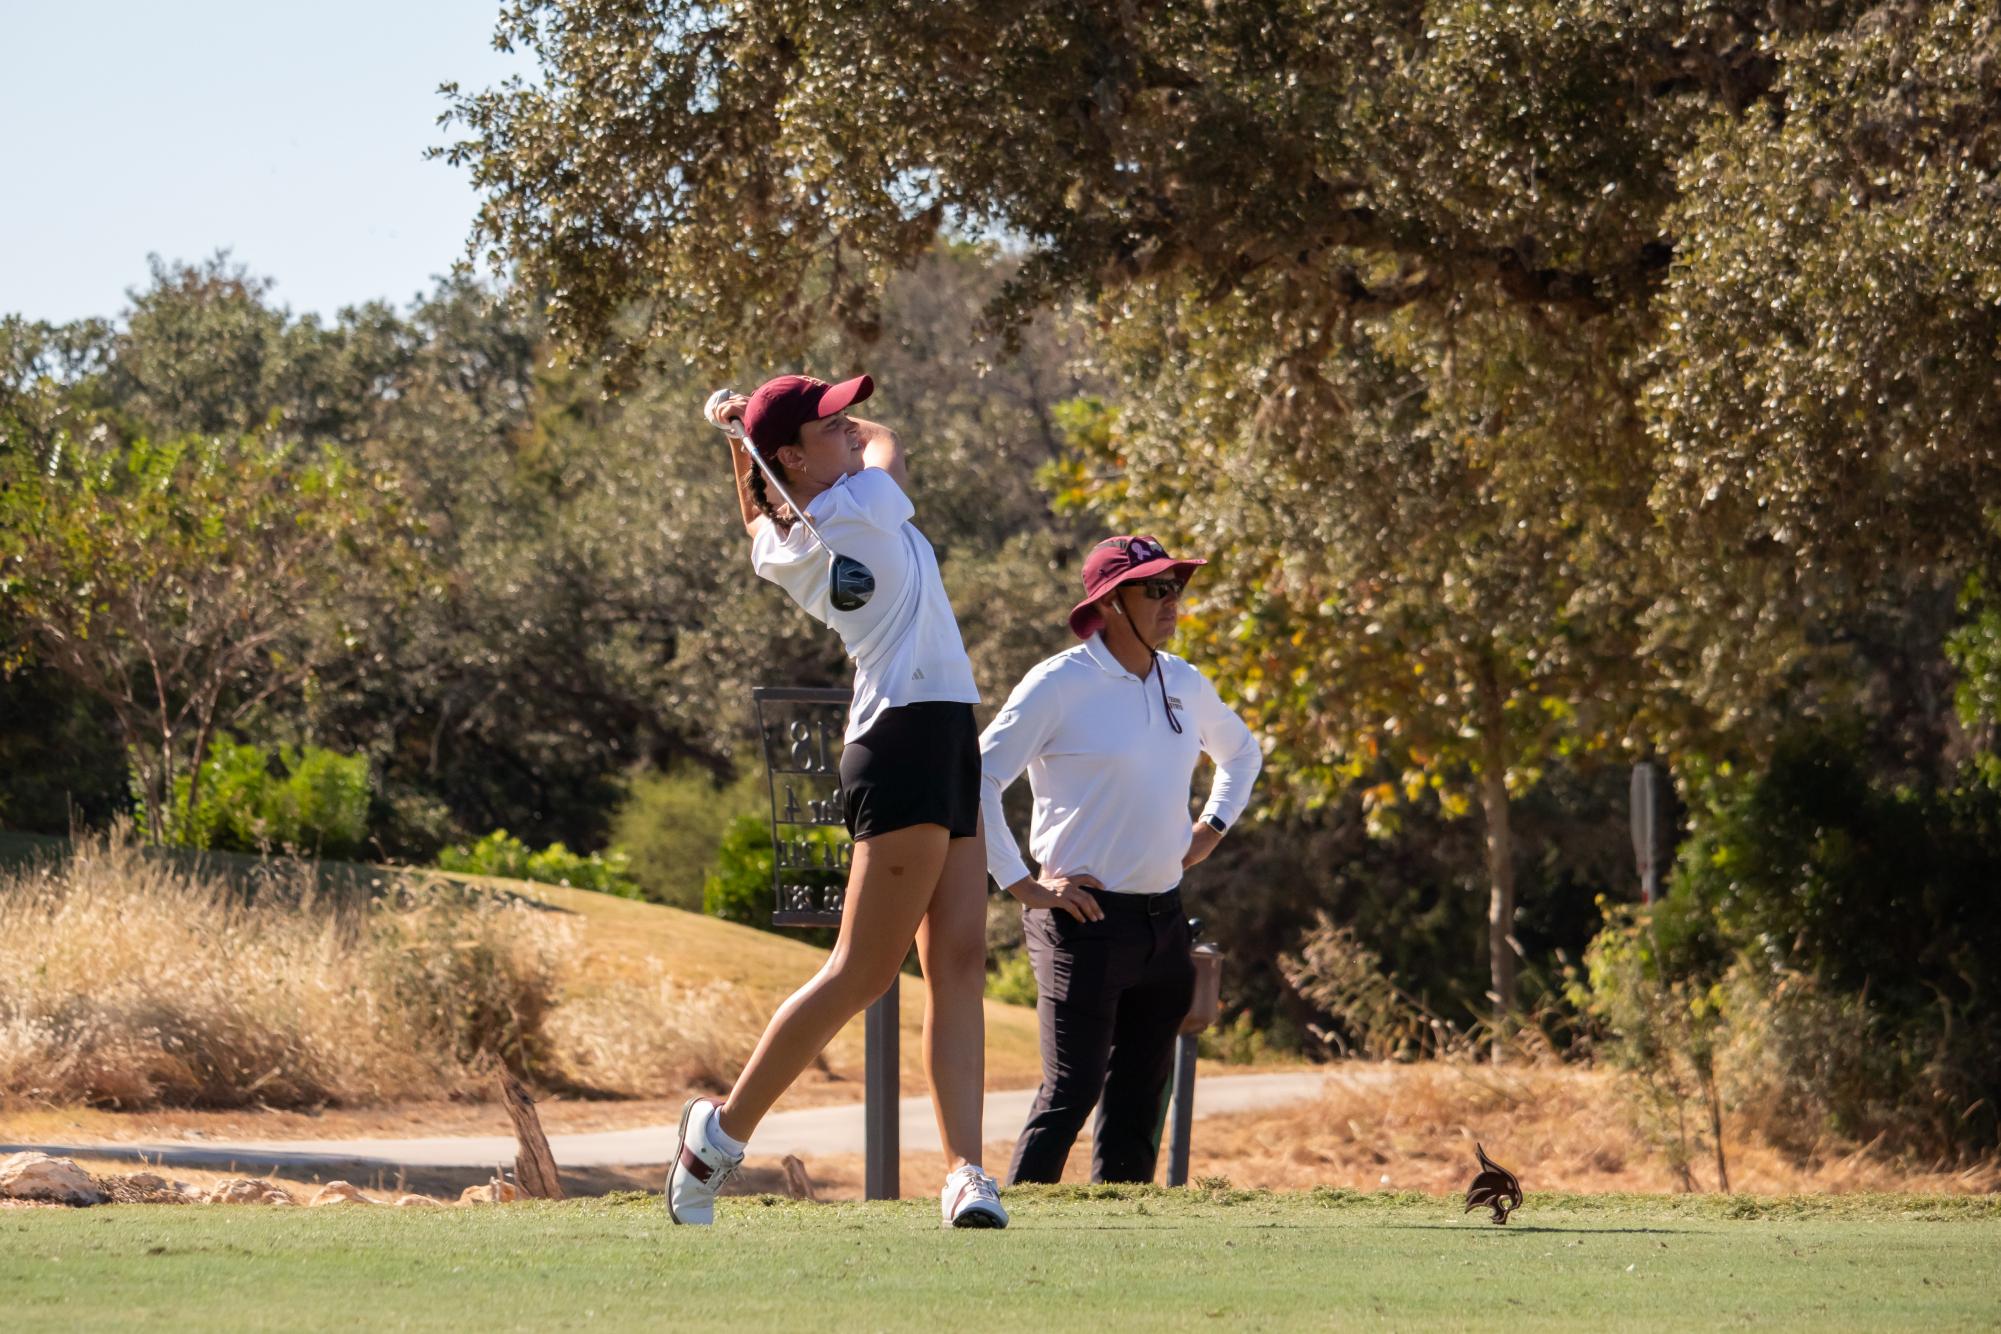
[{"x1": 1, "y1": 1, "x2": 533, "y2": 325}]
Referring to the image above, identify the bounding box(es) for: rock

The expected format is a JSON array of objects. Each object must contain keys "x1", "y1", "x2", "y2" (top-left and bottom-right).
[
  {"x1": 204, "y1": 1177, "x2": 294, "y2": 1205},
  {"x1": 394, "y1": 1194, "x2": 441, "y2": 1207},
  {"x1": 0, "y1": 1152, "x2": 106, "y2": 1206},
  {"x1": 458, "y1": 1178, "x2": 520, "y2": 1205},
  {"x1": 308, "y1": 1181, "x2": 372, "y2": 1207},
  {"x1": 101, "y1": 1172, "x2": 201, "y2": 1205}
]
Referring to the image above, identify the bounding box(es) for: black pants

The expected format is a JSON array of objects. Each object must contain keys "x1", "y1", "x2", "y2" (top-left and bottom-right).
[{"x1": 1007, "y1": 892, "x2": 1196, "y2": 1185}]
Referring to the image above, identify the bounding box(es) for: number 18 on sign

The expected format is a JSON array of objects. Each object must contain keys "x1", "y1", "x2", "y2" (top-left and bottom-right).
[{"x1": 752, "y1": 688, "x2": 853, "y2": 927}]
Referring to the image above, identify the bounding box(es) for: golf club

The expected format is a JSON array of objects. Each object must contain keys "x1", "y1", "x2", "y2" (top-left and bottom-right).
[{"x1": 706, "y1": 388, "x2": 875, "y2": 612}]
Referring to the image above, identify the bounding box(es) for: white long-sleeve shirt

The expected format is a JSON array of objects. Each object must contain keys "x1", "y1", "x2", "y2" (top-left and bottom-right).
[{"x1": 979, "y1": 635, "x2": 1263, "y2": 896}]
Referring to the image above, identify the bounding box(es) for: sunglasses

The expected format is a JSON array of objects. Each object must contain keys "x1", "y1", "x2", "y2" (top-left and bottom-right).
[{"x1": 1127, "y1": 577, "x2": 1185, "y2": 600}]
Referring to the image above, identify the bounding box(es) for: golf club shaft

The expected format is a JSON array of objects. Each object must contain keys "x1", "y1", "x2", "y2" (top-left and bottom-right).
[
  {"x1": 707, "y1": 387, "x2": 846, "y2": 558},
  {"x1": 735, "y1": 436, "x2": 842, "y2": 557},
  {"x1": 716, "y1": 386, "x2": 880, "y2": 616}
]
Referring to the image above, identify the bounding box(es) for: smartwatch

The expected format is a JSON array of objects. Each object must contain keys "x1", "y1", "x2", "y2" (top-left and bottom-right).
[{"x1": 1201, "y1": 814, "x2": 1228, "y2": 835}]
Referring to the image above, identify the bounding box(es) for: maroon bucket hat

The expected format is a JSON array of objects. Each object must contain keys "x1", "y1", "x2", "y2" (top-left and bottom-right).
[
  {"x1": 742, "y1": 373, "x2": 874, "y2": 453},
  {"x1": 1067, "y1": 535, "x2": 1207, "y2": 639}
]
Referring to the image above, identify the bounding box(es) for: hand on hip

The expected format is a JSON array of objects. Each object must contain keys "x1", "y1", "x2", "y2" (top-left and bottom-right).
[{"x1": 1007, "y1": 872, "x2": 1105, "y2": 922}]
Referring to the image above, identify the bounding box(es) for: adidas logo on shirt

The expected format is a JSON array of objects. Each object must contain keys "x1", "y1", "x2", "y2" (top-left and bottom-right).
[{"x1": 912, "y1": 668, "x2": 926, "y2": 681}]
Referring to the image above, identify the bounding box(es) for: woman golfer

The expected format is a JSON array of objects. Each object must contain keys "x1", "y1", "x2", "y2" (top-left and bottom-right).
[
  {"x1": 980, "y1": 535, "x2": 1261, "y2": 1184},
  {"x1": 669, "y1": 374, "x2": 1005, "y2": 1229}
]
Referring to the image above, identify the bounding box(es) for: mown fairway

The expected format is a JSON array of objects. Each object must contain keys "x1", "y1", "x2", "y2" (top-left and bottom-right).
[{"x1": 6, "y1": 1187, "x2": 1998, "y2": 1331}]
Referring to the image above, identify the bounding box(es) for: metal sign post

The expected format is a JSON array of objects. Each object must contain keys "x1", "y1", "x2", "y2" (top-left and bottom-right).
[
  {"x1": 752, "y1": 687, "x2": 898, "y2": 1202},
  {"x1": 1164, "y1": 927, "x2": 1225, "y2": 1187}
]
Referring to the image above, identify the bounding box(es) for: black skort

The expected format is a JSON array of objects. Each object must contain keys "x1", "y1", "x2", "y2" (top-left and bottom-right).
[{"x1": 839, "y1": 701, "x2": 980, "y2": 841}]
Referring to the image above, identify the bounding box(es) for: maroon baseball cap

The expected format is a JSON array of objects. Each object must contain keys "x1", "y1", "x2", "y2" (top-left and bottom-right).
[
  {"x1": 1068, "y1": 535, "x2": 1207, "y2": 639},
  {"x1": 742, "y1": 374, "x2": 874, "y2": 453}
]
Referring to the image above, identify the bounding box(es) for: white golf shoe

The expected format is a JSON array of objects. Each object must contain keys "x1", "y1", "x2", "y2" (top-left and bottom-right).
[
  {"x1": 666, "y1": 1096, "x2": 743, "y2": 1225},
  {"x1": 940, "y1": 1164, "x2": 1008, "y2": 1229}
]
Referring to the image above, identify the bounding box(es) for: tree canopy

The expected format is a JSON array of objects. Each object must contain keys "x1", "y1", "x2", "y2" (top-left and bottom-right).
[
  {"x1": 443, "y1": 0, "x2": 2001, "y2": 1012},
  {"x1": 445, "y1": 0, "x2": 2001, "y2": 751}
]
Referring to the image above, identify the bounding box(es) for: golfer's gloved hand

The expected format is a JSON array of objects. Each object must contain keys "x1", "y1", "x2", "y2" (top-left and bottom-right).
[
  {"x1": 1006, "y1": 872, "x2": 1106, "y2": 923},
  {"x1": 705, "y1": 388, "x2": 749, "y2": 436}
]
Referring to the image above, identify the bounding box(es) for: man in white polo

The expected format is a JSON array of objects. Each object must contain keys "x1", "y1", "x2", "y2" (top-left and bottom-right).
[{"x1": 980, "y1": 534, "x2": 1262, "y2": 1184}]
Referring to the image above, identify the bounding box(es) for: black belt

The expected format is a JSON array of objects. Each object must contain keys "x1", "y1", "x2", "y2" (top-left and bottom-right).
[{"x1": 1093, "y1": 888, "x2": 1183, "y2": 918}]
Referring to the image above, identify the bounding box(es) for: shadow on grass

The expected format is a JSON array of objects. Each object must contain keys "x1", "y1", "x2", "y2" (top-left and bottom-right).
[
  {"x1": 1020, "y1": 1220, "x2": 1692, "y2": 1236},
  {"x1": 1384, "y1": 1223, "x2": 1693, "y2": 1236}
]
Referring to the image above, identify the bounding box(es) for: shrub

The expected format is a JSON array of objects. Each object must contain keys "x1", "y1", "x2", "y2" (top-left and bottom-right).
[
  {"x1": 1579, "y1": 910, "x2": 1731, "y2": 1192},
  {"x1": 438, "y1": 829, "x2": 641, "y2": 899},
  {"x1": 137, "y1": 735, "x2": 373, "y2": 859},
  {"x1": 1582, "y1": 729, "x2": 2001, "y2": 1166},
  {"x1": 700, "y1": 815, "x2": 776, "y2": 927},
  {"x1": 702, "y1": 813, "x2": 846, "y2": 937},
  {"x1": 1946, "y1": 567, "x2": 2001, "y2": 787},
  {"x1": 284, "y1": 746, "x2": 372, "y2": 857},
  {"x1": 609, "y1": 763, "x2": 765, "y2": 909},
  {"x1": 0, "y1": 828, "x2": 826, "y2": 1111},
  {"x1": 986, "y1": 948, "x2": 1038, "y2": 1007},
  {"x1": 1279, "y1": 914, "x2": 1476, "y2": 1061},
  {"x1": 1198, "y1": 1011, "x2": 1275, "y2": 1065}
]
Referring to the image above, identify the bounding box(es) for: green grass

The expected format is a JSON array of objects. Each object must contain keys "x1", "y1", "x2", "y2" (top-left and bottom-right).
[{"x1": 7, "y1": 1188, "x2": 1998, "y2": 1331}]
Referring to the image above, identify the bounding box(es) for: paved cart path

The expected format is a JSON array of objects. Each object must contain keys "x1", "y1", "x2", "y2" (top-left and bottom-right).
[{"x1": 4, "y1": 1070, "x2": 1343, "y2": 1173}]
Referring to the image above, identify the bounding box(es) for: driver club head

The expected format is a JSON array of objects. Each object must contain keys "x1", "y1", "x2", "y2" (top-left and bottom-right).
[{"x1": 829, "y1": 554, "x2": 875, "y2": 612}]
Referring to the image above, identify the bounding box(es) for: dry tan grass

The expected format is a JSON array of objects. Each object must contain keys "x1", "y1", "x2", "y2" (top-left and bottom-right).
[
  {"x1": 1170, "y1": 1062, "x2": 2001, "y2": 1196},
  {"x1": 0, "y1": 827, "x2": 1026, "y2": 1115},
  {"x1": 0, "y1": 830, "x2": 446, "y2": 1107},
  {"x1": 545, "y1": 966, "x2": 768, "y2": 1097},
  {"x1": 0, "y1": 829, "x2": 558, "y2": 1109}
]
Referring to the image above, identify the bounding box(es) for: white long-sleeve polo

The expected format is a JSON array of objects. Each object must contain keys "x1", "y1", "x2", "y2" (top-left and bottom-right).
[{"x1": 979, "y1": 635, "x2": 1263, "y2": 896}]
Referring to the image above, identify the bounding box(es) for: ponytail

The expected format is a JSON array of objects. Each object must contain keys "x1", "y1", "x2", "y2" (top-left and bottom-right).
[{"x1": 744, "y1": 444, "x2": 798, "y2": 535}]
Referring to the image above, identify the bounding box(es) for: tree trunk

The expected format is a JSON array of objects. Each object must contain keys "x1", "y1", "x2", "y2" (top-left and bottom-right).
[
  {"x1": 1475, "y1": 661, "x2": 1517, "y2": 1042},
  {"x1": 1699, "y1": 1055, "x2": 1731, "y2": 1193},
  {"x1": 498, "y1": 1069, "x2": 564, "y2": 1200},
  {"x1": 131, "y1": 749, "x2": 167, "y2": 845},
  {"x1": 146, "y1": 647, "x2": 178, "y2": 846},
  {"x1": 180, "y1": 706, "x2": 222, "y2": 845},
  {"x1": 1478, "y1": 756, "x2": 1517, "y2": 1032},
  {"x1": 111, "y1": 704, "x2": 168, "y2": 847}
]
